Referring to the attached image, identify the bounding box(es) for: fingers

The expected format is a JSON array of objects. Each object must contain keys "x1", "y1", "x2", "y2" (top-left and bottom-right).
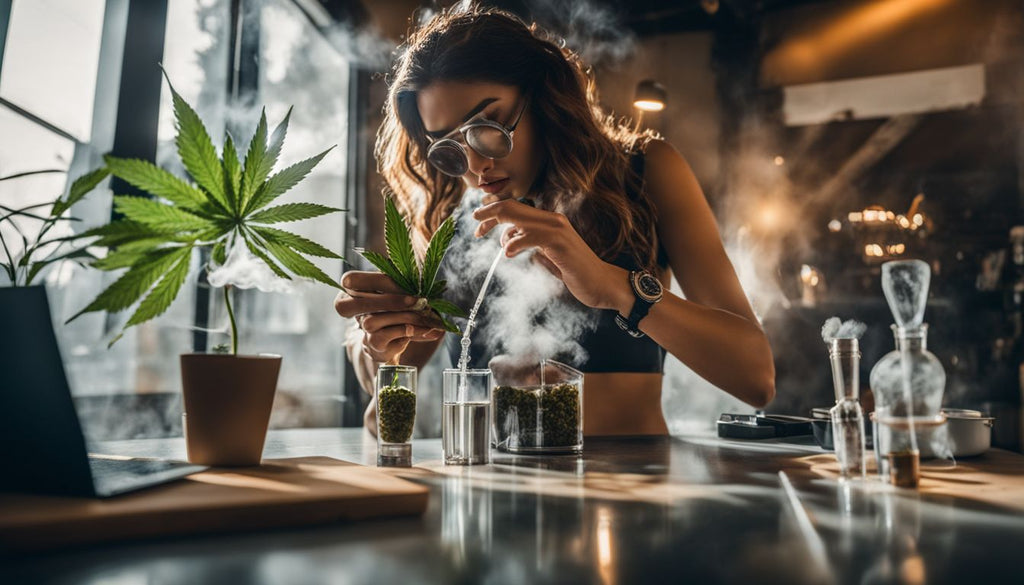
[
  {"x1": 531, "y1": 252, "x2": 562, "y2": 278},
  {"x1": 362, "y1": 311, "x2": 444, "y2": 333},
  {"x1": 473, "y1": 199, "x2": 553, "y2": 236},
  {"x1": 335, "y1": 290, "x2": 419, "y2": 318},
  {"x1": 502, "y1": 228, "x2": 535, "y2": 258},
  {"x1": 341, "y1": 270, "x2": 406, "y2": 295}
]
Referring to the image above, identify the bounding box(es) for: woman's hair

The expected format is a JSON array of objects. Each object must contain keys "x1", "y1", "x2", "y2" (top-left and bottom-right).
[{"x1": 376, "y1": 5, "x2": 660, "y2": 271}]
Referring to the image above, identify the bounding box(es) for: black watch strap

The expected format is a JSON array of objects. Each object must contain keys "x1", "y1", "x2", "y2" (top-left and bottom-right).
[{"x1": 614, "y1": 270, "x2": 662, "y2": 338}]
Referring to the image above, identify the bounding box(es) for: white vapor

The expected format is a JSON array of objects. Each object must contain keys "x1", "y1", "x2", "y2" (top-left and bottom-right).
[{"x1": 207, "y1": 242, "x2": 293, "y2": 294}]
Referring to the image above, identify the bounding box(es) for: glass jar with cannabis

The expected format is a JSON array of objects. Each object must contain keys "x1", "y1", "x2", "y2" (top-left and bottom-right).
[
  {"x1": 376, "y1": 364, "x2": 417, "y2": 465},
  {"x1": 492, "y1": 359, "x2": 584, "y2": 454}
]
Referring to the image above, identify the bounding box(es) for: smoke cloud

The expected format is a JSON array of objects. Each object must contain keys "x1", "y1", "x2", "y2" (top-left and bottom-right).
[
  {"x1": 821, "y1": 317, "x2": 867, "y2": 343},
  {"x1": 445, "y1": 190, "x2": 599, "y2": 369},
  {"x1": 207, "y1": 240, "x2": 293, "y2": 294}
]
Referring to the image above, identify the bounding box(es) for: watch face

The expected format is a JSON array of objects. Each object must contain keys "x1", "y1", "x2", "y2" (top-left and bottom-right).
[{"x1": 634, "y1": 272, "x2": 663, "y2": 302}]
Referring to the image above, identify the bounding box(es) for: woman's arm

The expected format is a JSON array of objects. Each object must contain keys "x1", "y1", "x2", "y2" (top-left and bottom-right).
[
  {"x1": 605, "y1": 140, "x2": 775, "y2": 407},
  {"x1": 472, "y1": 140, "x2": 775, "y2": 407}
]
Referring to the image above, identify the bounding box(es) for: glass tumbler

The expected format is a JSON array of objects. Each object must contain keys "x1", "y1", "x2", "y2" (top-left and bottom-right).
[
  {"x1": 376, "y1": 364, "x2": 417, "y2": 465},
  {"x1": 442, "y1": 369, "x2": 493, "y2": 465}
]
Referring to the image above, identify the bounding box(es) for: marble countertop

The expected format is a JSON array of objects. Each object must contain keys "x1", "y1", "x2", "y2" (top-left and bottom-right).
[{"x1": 3, "y1": 428, "x2": 1023, "y2": 584}]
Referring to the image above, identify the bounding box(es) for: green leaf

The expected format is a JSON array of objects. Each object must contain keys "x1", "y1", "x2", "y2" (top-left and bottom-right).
[
  {"x1": 222, "y1": 132, "x2": 242, "y2": 211},
  {"x1": 243, "y1": 146, "x2": 334, "y2": 214},
  {"x1": 357, "y1": 248, "x2": 413, "y2": 294},
  {"x1": 243, "y1": 235, "x2": 291, "y2": 280},
  {"x1": 266, "y1": 107, "x2": 291, "y2": 172},
  {"x1": 438, "y1": 314, "x2": 461, "y2": 334},
  {"x1": 211, "y1": 240, "x2": 227, "y2": 265},
  {"x1": 420, "y1": 216, "x2": 455, "y2": 296},
  {"x1": 67, "y1": 246, "x2": 189, "y2": 322},
  {"x1": 251, "y1": 226, "x2": 341, "y2": 259},
  {"x1": 384, "y1": 196, "x2": 419, "y2": 294},
  {"x1": 25, "y1": 248, "x2": 98, "y2": 286},
  {"x1": 262, "y1": 239, "x2": 339, "y2": 288},
  {"x1": 247, "y1": 202, "x2": 342, "y2": 224},
  {"x1": 426, "y1": 278, "x2": 446, "y2": 299},
  {"x1": 125, "y1": 246, "x2": 192, "y2": 327},
  {"x1": 164, "y1": 71, "x2": 230, "y2": 213},
  {"x1": 103, "y1": 156, "x2": 210, "y2": 213},
  {"x1": 53, "y1": 167, "x2": 109, "y2": 216},
  {"x1": 428, "y1": 297, "x2": 467, "y2": 318},
  {"x1": 92, "y1": 245, "x2": 160, "y2": 271},
  {"x1": 113, "y1": 196, "x2": 213, "y2": 233},
  {"x1": 241, "y1": 109, "x2": 270, "y2": 210}
]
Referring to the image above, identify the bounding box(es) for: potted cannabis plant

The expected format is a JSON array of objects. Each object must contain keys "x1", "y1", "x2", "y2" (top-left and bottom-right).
[
  {"x1": 1, "y1": 167, "x2": 109, "y2": 357},
  {"x1": 358, "y1": 196, "x2": 465, "y2": 460},
  {"x1": 69, "y1": 76, "x2": 343, "y2": 466}
]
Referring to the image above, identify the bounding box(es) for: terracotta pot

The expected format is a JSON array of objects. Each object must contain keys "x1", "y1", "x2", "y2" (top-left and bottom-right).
[{"x1": 180, "y1": 353, "x2": 281, "y2": 466}]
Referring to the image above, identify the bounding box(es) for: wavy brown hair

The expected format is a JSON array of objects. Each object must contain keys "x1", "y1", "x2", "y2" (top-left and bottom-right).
[{"x1": 376, "y1": 5, "x2": 660, "y2": 271}]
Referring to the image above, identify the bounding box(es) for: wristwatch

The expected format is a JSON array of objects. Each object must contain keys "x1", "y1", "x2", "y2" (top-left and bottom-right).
[{"x1": 614, "y1": 270, "x2": 663, "y2": 338}]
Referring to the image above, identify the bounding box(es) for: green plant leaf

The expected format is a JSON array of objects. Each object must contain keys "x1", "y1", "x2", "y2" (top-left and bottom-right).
[
  {"x1": 428, "y1": 297, "x2": 467, "y2": 318},
  {"x1": 113, "y1": 196, "x2": 213, "y2": 233},
  {"x1": 262, "y1": 239, "x2": 339, "y2": 288},
  {"x1": 67, "y1": 246, "x2": 189, "y2": 322},
  {"x1": 91, "y1": 244, "x2": 161, "y2": 270},
  {"x1": 164, "y1": 71, "x2": 231, "y2": 213},
  {"x1": 357, "y1": 248, "x2": 413, "y2": 293},
  {"x1": 241, "y1": 109, "x2": 269, "y2": 210},
  {"x1": 211, "y1": 240, "x2": 227, "y2": 265},
  {"x1": 102, "y1": 156, "x2": 214, "y2": 213},
  {"x1": 251, "y1": 226, "x2": 341, "y2": 259},
  {"x1": 25, "y1": 248, "x2": 98, "y2": 286},
  {"x1": 427, "y1": 278, "x2": 447, "y2": 299},
  {"x1": 243, "y1": 146, "x2": 334, "y2": 214},
  {"x1": 383, "y1": 196, "x2": 419, "y2": 293},
  {"x1": 222, "y1": 132, "x2": 242, "y2": 211},
  {"x1": 124, "y1": 246, "x2": 192, "y2": 327},
  {"x1": 53, "y1": 167, "x2": 110, "y2": 216},
  {"x1": 243, "y1": 235, "x2": 291, "y2": 280},
  {"x1": 420, "y1": 216, "x2": 455, "y2": 296},
  {"x1": 266, "y1": 107, "x2": 291, "y2": 172},
  {"x1": 247, "y1": 202, "x2": 342, "y2": 224},
  {"x1": 438, "y1": 314, "x2": 461, "y2": 334}
]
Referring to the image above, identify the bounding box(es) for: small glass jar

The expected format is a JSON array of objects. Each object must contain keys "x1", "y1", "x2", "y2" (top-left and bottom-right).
[
  {"x1": 442, "y1": 369, "x2": 493, "y2": 465},
  {"x1": 376, "y1": 364, "x2": 417, "y2": 465},
  {"x1": 492, "y1": 359, "x2": 583, "y2": 454}
]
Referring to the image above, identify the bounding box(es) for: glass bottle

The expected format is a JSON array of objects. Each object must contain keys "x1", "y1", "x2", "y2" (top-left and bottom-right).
[
  {"x1": 829, "y1": 337, "x2": 866, "y2": 480},
  {"x1": 869, "y1": 324, "x2": 946, "y2": 484},
  {"x1": 376, "y1": 364, "x2": 417, "y2": 466}
]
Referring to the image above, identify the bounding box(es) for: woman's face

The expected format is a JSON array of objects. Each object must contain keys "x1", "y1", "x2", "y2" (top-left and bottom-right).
[{"x1": 417, "y1": 81, "x2": 542, "y2": 201}]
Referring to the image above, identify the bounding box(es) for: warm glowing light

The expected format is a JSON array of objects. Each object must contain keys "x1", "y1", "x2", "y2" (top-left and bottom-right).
[
  {"x1": 887, "y1": 243, "x2": 906, "y2": 255},
  {"x1": 848, "y1": 211, "x2": 863, "y2": 223},
  {"x1": 800, "y1": 264, "x2": 820, "y2": 286},
  {"x1": 913, "y1": 213, "x2": 924, "y2": 226},
  {"x1": 865, "y1": 244, "x2": 884, "y2": 257},
  {"x1": 633, "y1": 99, "x2": 665, "y2": 112},
  {"x1": 773, "y1": 156, "x2": 785, "y2": 166},
  {"x1": 757, "y1": 202, "x2": 782, "y2": 231},
  {"x1": 897, "y1": 215, "x2": 911, "y2": 228},
  {"x1": 828, "y1": 219, "x2": 842, "y2": 232},
  {"x1": 886, "y1": 211, "x2": 895, "y2": 220},
  {"x1": 597, "y1": 507, "x2": 614, "y2": 584}
]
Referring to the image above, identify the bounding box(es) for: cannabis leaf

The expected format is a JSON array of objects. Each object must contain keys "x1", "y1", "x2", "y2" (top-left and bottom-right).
[
  {"x1": 0, "y1": 167, "x2": 109, "y2": 287},
  {"x1": 358, "y1": 196, "x2": 466, "y2": 333},
  {"x1": 69, "y1": 71, "x2": 344, "y2": 353}
]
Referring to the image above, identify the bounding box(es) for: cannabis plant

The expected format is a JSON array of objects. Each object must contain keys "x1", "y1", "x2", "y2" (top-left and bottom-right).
[
  {"x1": 0, "y1": 167, "x2": 109, "y2": 286},
  {"x1": 69, "y1": 75, "x2": 343, "y2": 351},
  {"x1": 358, "y1": 196, "x2": 465, "y2": 333}
]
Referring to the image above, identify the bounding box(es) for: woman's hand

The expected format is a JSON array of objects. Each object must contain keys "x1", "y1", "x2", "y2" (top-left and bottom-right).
[
  {"x1": 472, "y1": 198, "x2": 630, "y2": 313},
  {"x1": 334, "y1": 271, "x2": 445, "y2": 365}
]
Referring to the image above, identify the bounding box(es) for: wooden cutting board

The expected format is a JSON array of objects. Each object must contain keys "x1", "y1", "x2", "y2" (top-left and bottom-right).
[{"x1": 0, "y1": 457, "x2": 429, "y2": 552}]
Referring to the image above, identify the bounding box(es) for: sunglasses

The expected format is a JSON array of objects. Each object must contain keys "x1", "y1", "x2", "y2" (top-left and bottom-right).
[{"x1": 425, "y1": 98, "x2": 528, "y2": 177}]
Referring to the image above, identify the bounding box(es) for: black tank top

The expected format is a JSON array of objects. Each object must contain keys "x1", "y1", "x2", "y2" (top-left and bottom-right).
[{"x1": 441, "y1": 152, "x2": 668, "y2": 374}]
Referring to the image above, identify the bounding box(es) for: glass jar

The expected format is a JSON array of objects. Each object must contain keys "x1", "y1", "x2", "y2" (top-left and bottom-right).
[
  {"x1": 492, "y1": 359, "x2": 583, "y2": 454},
  {"x1": 869, "y1": 324, "x2": 946, "y2": 485},
  {"x1": 376, "y1": 364, "x2": 417, "y2": 465}
]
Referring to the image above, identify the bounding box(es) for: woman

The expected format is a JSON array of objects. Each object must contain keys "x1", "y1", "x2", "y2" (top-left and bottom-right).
[{"x1": 334, "y1": 6, "x2": 775, "y2": 436}]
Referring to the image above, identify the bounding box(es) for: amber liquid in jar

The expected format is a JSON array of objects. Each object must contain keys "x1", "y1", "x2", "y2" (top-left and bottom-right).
[{"x1": 886, "y1": 450, "x2": 921, "y2": 488}]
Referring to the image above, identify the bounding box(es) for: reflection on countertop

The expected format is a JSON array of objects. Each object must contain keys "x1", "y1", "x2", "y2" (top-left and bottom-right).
[{"x1": 4, "y1": 428, "x2": 1024, "y2": 585}]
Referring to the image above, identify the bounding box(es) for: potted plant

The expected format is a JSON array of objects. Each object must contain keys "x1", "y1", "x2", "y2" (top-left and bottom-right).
[
  {"x1": 357, "y1": 196, "x2": 465, "y2": 460},
  {"x1": 1, "y1": 166, "x2": 110, "y2": 333},
  {"x1": 69, "y1": 75, "x2": 343, "y2": 466}
]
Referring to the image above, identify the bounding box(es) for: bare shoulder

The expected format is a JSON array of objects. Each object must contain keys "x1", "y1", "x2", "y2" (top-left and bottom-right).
[{"x1": 639, "y1": 139, "x2": 705, "y2": 210}]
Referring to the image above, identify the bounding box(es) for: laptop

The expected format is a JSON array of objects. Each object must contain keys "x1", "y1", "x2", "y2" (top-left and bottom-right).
[{"x1": 0, "y1": 286, "x2": 206, "y2": 498}]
